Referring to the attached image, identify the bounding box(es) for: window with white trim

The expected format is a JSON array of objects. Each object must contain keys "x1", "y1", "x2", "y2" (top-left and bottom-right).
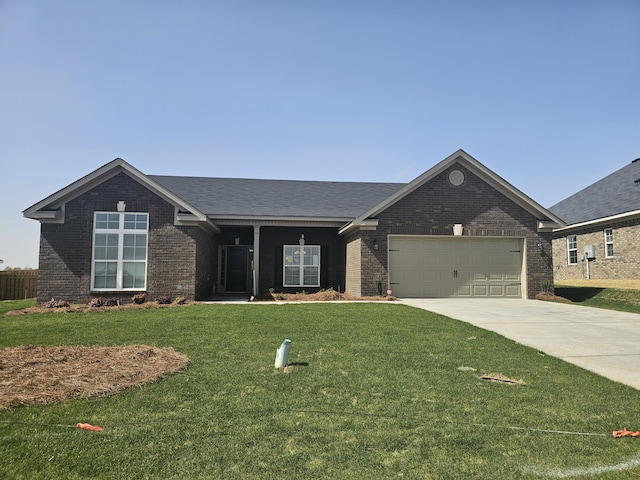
[
  {"x1": 567, "y1": 235, "x2": 578, "y2": 264},
  {"x1": 283, "y1": 245, "x2": 320, "y2": 287},
  {"x1": 91, "y1": 212, "x2": 148, "y2": 290},
  {"x1": 604, "y1": 228, "x2": 614, "y2": 257}
]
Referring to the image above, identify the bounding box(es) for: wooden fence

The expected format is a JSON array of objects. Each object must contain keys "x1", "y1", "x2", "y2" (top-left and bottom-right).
[{"x1": 0, "y1": 270, "x2": 38, "y2": 300}]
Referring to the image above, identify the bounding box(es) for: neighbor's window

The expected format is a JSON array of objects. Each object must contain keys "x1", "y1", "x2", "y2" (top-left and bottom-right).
[
  {"x1": 283, "y1": 245, "x2": 320, "y2": 287},
  {"x1": 604, "y1": 228, "x2": 614, "y2": 257},
  {"x1": 91, "y1": 212, "x2": 148, "y2": 290},
  {"x1": 567, "y1": 235, "x2": 578, "y2": 264}
]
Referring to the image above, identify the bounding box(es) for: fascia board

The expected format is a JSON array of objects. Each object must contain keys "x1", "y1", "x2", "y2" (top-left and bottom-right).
[
  {"x1": 553, "y1": 209, "x2": 640, "y2": 233},
  {"x1": 537, "y1": 220, "x2": 562, "y2": 232},
  {"x1": 460, "y1": 157, "x2": 566, "y2": 226},
  {"x1": 210, "y1": 214, "x2": 354, "y2": 223},
  {"x1": 348, "y1": 149, "x2": 565, "y2": 227},
  {"x1": 175, "y1": 212, "x2": 220, "y2": 233},
  {"x1": 23, "y1": 158, "x2": 208, "y2": 224},
  {"x1": 347, "y1": 151, "x2": 464, "y2": 226},
  {"x1": 338, "y1": 219, "x2": 379, "y2": 235}
]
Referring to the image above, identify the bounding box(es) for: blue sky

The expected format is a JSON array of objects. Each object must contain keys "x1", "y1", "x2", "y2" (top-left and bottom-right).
[{"x1": 1, "y1": 1, "x2": 638, "y2": 268}]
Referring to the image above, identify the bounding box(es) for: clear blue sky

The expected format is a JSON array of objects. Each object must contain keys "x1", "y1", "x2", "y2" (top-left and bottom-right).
[{"x1": 1, "y1": 1, "x2": 638, "y2": 269}]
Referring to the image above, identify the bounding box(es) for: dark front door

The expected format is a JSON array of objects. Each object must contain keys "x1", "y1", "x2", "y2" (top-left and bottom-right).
[{"x1": 226, "y1": 246, "x2": 248, "y2": 292}]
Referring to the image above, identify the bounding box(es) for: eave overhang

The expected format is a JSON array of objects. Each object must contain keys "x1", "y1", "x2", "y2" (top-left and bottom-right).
[
  {"x1": 341, "y1": 149, "x2": 565, "y2": 234},
  {"x1": 210, "y1": 215, "x2": 351, "y2": 228},
  {"x1": 24, "y1": 158, "x2": 217, "y2": 232},
  {"x1": 338, "y1": 219, "x2": 379, "y2": 235},
  {"x1": 552, "y1": 209, "x2": 640, "y2": 233}
]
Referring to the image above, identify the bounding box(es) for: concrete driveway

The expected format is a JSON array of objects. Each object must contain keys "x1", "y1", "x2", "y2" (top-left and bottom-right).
[{"x1": 400, "y1": 298, "x2": 640, "y2": 390}]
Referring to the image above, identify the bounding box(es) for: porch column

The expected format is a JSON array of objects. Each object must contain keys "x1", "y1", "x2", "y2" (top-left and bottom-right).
[{"x1": 253, "y1": 225, "x2": 261, "y2": 296}]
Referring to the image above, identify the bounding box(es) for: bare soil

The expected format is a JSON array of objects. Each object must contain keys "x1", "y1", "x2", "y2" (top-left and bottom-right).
[{"x1": 0, "y1": 345, "x2": 188, "y2": 410}]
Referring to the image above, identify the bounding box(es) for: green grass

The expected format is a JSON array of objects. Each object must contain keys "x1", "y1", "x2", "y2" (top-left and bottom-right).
[
  {"x1": 555, "y1": 286, "x2": 640, "y2": 313},
  {"x1": 1, "y1": 302, "x2": 640, "y2": 479},
  {"x1": 0, "y1": 298, "x2": 36, "y2": 316}
]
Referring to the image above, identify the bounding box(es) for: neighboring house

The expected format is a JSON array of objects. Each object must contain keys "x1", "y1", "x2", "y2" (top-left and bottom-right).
[
  {"x1": 24, "y1": 150, "x2": 563, "y2": 304},
  {"x1": 550, "y1": 158, "x2": 640, "y2": 281}
]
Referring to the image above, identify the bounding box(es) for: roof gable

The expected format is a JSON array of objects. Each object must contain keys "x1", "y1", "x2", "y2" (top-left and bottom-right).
[
  {"x1": 549, "y1": 159, "x2": 640, "y2": 225},
  {"x1": 23, "y1": 158, "x2": 212, "y2": 228},
  {"x1": 340, "y1": 149, "x2": 564, "y2": 234}
]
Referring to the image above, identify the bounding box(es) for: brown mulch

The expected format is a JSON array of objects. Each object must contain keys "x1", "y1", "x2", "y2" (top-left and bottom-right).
[
  {"x1": 0, "y1": 345, "x2": 188, "y2": 410},
  {"x1": 261, "y1": 290, "x2": 396, "y2": 302},
  {"x1": 535, "y1": 292, "x2": 572, "y2": 303},
  {"x1": 4, "y1": 301, "x2": 193, "y2": 316}
]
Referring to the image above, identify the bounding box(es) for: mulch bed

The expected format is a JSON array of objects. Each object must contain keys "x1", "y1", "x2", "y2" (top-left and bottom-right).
[
  {"x1": 260, "y1": 290, "x2": 396, "y2": 302},
  {"x1": 0, "y1": 345, "x2": 188, "y2": 410}
]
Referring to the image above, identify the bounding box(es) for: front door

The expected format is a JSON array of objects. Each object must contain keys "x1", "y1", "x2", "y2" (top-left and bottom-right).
[{"x1": 226, "y1": 246, "x2": 249, "y2": 292}]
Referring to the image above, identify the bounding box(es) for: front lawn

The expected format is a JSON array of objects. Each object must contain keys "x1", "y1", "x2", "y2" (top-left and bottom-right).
[
  {"x1": 555, "y1": 285, "x2": 640, "y2": 313},
  {"x1": 1, "y1": 302, "x2": 640, "y2": 479}
]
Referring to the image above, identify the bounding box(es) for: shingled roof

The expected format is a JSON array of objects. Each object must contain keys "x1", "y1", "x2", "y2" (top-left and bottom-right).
[
  {"x1": 549, "y1": 159, "x2": 640, "y2": 225},
  {"x1": 149, "y1": 175, "x2": 405, "y2": 220}
]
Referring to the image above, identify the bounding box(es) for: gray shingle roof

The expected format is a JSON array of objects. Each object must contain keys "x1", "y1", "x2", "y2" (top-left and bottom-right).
[
  {"x1": 149, "y1": 175, "x2": 405, "y2": 219},
  {"x1": 549, "y1": 159, "x2": 640, "y2": 225}
]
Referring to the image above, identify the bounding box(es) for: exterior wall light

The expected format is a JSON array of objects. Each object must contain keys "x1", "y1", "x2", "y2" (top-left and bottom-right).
[{"x1": 373, "y1": 238, "x2": 379, "y2": 250}]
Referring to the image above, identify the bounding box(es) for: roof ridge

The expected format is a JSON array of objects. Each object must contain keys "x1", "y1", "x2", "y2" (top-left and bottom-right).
[{"x1": 148, "y1": 174, "x2": 405, "y2": 186}]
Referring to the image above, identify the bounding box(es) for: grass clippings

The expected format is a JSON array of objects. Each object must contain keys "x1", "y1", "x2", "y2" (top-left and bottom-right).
[{"x1": 0, "y1": 345, "x2": 188, "y2": 410}]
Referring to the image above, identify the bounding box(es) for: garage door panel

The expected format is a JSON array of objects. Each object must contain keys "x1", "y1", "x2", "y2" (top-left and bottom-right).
[
  {"x1": 473, "y1": 272, "x2": 488, "y2": 281},
  {"x1": 389, "y1": 237, "x2": 523, "y2": 298},
  {"x1": 489, "y1": 285, "x2": 504, "y2": 296},
  {"x1": 473, "y1": 285, "x2": 488, "y2": 296},
  {"x1": 505, "y1": 285, "x2": 521, "y2": 296}
]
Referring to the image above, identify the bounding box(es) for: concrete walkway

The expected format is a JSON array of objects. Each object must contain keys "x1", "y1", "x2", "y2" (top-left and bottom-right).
[{"x1": 400, "y1": 298, "x2": 640, "y2": 390}]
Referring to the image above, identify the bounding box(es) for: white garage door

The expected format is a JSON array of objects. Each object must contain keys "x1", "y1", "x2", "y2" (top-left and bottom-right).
[{"x1": 388, "y1": 236, "x2": 524, "y2": 298}]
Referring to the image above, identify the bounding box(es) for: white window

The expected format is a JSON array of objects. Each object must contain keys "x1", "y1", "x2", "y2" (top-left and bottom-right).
[
  {"x1": 604, "y1": 228, "x2": 614, "y2": 257},
  {"x1": 91, "y1": 212, "x2": 148, "y2": 290},
  {"x1": 567, "y1": 235, "x2": 578, "y2": 264},
  {"x1": 283, "y1": 245, "x2": 320, "y2": 287}
]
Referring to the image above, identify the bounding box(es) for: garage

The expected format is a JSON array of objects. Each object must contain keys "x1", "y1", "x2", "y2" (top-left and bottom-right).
[{"x1": 388, "y1": 236, "x2": 524, "y2": 298}]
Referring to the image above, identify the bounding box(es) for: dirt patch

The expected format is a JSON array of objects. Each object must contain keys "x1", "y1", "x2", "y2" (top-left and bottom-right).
[{"x1": 0, "y1": 345, "x2": 188, "y2": 410}]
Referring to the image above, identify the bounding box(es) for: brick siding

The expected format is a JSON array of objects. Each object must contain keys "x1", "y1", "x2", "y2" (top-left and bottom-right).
[
  {"x1": 552, "y1": 217, "x2": 640, "y2": 281},
  {"x1": 351, "y1": 163, "x2": 554, "y2": 298},
  {"x1": 37, "y1": 172, "x2": 215, "y2": 304}
]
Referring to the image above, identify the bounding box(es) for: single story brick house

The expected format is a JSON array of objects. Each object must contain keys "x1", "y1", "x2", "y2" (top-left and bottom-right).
[
  {"x1": 550, "y1": 158, "x2": 640, "y2": 281},
  {"x1": 24, "y1": 150, "x2": 564, "y2": 303}
]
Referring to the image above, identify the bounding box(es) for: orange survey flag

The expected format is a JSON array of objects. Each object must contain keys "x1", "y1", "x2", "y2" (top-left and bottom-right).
[
  {"x1": 76, "y1": 423, "x2": 103, "y2": 432},
  {"x1": 612, "y1": 428, "x2": 640, "y2": 438}
]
